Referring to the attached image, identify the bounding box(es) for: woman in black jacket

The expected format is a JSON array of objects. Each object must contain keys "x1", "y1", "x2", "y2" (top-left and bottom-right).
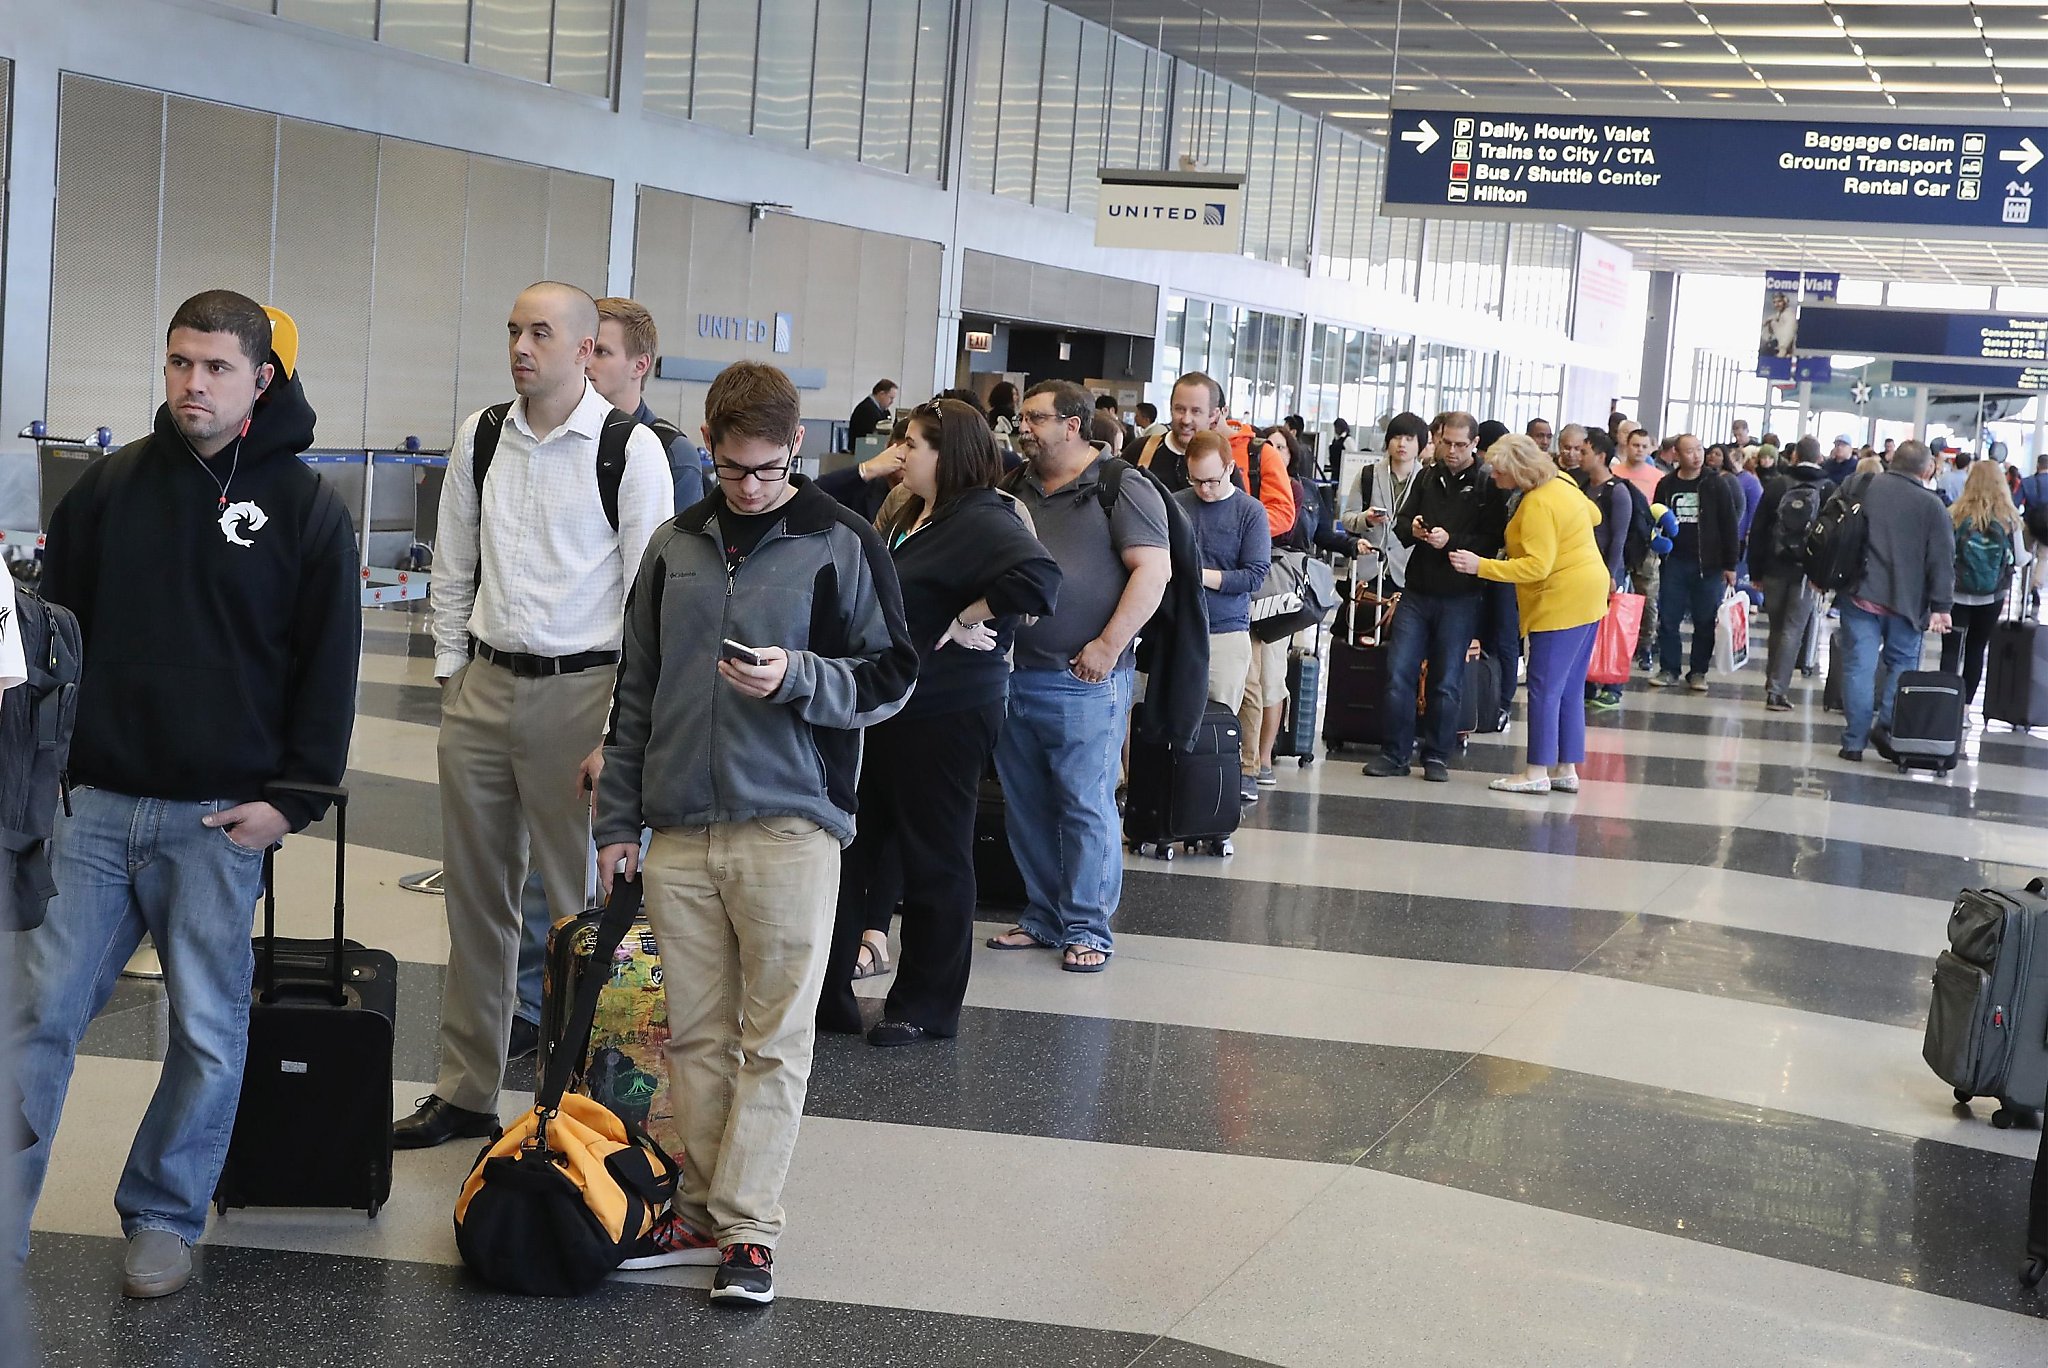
[{"x1": 817, "y1": 399, "x2": 1062, "y2": 1046}]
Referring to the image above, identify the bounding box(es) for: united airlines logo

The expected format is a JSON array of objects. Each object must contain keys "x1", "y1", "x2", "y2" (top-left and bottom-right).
[
  {"x1": 1203, "y1": 203, "x2": 1227, "y2": 226},
  {"x1": 219, "y1": 500, "x2": 269, "y2": 547}
]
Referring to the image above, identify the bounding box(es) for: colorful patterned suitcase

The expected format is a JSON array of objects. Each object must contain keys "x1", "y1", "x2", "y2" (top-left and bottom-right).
[{"x1": 541, "y1": 907, "x2": 682, "y2": 1165}]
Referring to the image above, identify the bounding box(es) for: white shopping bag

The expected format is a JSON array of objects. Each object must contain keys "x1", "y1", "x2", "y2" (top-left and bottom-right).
[{"x1": 1714, "y1": 591, "x2": 1751, "y2": 674}]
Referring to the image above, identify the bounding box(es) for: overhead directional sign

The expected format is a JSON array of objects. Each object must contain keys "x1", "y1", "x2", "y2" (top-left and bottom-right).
[
  {"x1": 1890, "y1": 360, "x2": 2048, "y2": 392},
  {"x1": 1383, "y1": 106, "x2": 2048, "y2": 237},
  {"x1": 1794, "y1": 303, "x2": 2048, "y2": 365}
]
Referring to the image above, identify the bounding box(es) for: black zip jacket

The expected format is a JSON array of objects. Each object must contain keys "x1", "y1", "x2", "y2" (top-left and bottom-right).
[
  {"x1": 888, "y1": 488, "x2": 1062, "y2": 722},
  {"x1": 40, "y1": 374, "x2": 360, "y2": 831},
  {"x1": 1392, "y1": 459, "x2": 1510, "y2": 597},
  {"x1": 1654, "y1": 467, "x2": 1742, "y2": 574}
]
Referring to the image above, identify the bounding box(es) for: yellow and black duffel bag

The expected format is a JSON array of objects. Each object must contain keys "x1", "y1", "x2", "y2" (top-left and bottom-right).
[{"x1": 454, "y1": 877, "x2": 679, "y2": 1296}]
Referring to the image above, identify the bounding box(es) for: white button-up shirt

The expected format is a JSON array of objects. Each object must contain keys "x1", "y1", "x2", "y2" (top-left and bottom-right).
[{"x1": 430, "y1": 381, "x2": 675, "y2": 679}]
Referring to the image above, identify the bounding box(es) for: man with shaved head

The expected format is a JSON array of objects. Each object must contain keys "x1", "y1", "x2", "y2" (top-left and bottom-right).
[{"x1": 398, "y1": 282, "x2": 675, "y2": 1149}]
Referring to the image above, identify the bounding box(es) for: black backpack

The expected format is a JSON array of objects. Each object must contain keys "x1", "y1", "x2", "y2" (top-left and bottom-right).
[
  {"x1": 0, "y1": 585, "x2": 84, "y2": 931},
  {"x1": 1773, "y1": 480, "x2": 1827, "y2": 564},
  {"x1": 1802, "y1": 472, "x2": 1876, "y2": 591},
  {"x1": 1602, "y1": 479, "x2": 1654, "y2": 574},
  {"x1": 473, "y1": 402, "x2": 639, "y2": 530}
]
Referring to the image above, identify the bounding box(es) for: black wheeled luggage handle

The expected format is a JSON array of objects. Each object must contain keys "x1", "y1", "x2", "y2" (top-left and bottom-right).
[{"x1": 259, "y1": 781, "x2": 350, "y2": 1005}]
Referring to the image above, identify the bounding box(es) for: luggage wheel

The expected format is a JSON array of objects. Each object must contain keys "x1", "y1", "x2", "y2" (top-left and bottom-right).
[
  {"x1": 1992, "y1": 1106, "x2": 2026, "y2": 1130},
  {"x1": 2023, "y1": 1257, "x2": 2046, "y2": 1290},
  {"x1": 367, "y1": 1201, "x2": 381, "y2": 1220},
  {"x1": 1297, "y1": 754, "x2": 1314, "y2": 768},
  {"x1": 1954, "y1": 1088, "x2": 1974, "y2": 1105}
]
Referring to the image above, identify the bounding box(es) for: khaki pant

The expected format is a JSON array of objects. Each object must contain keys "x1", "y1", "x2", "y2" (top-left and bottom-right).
[
  {"x1": 1207, "y1": 631, "x2": 1254, "y2": 712},
  {"x1": 643, "y1": 818, "x2": 840, "y2": 1248},
  {"x1": 433, "y1": 655, "x2": 614, "y2": 1112},
  {"x1": 1240, "y1": 635, "x2": 1288, "y2": 773}
]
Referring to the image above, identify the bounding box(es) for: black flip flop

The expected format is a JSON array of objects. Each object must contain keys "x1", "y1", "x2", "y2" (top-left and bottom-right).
[
  {"x1": 1060, "y1": 947, "x2": 1110, "y2": 973},
  {"x1": 985, "y1": 928, "x2": 1045, "y2": 950}
]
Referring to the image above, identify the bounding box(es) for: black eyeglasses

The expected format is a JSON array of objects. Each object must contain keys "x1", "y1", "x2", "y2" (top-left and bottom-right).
[{"x1": 713, "y1": 461, "x2": 790, "y2": 484}]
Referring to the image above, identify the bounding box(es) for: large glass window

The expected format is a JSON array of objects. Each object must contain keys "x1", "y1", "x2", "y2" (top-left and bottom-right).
[
  {"x1": 754, "y1": 0, "x2": 818, "y2": 147},
  {"x1": 908, "y1": 0, "x2": 951, "y2": 180},
  {"x1": 260, "y1": 0, "x2": 617, "y2": 94},
  {"x1": 1032, "y1": 6, "x2": 1080, "y2": 210},
  {"x1": 811, "y1": 2, "x2": 868, "y2": 162},
  {"x1": 861, "y1": 0, "x2": 917, "y2": 172},
  {"x1": 1161, "y1": 293, "x2": 1304, "y2": 428},
  {"x1": 691, "y1": 0, "x2": 759, "y2": 135},
  {"x1": 993, "y1": 0, "x2": 1043, "y2": 200}
]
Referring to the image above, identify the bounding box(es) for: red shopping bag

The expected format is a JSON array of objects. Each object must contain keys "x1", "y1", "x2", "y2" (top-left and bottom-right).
[{"x1": 1587, "y1": 592, "x2": 1644, "y2": 685}]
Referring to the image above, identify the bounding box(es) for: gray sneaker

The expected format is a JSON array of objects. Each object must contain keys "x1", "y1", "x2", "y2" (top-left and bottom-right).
[
  {"x1": 122, "y1": 1229, "x2": 192, "y2": 1299},
  {"x1": 1647, "y1": 673, "x2": 1680, "y2": 689},
  {"x1": 1255, "y1": 765, "x2": 1278, "y2": 787},
  {"x1": 1686, "y1": 673, "x2": 1709, "y2": 693}
]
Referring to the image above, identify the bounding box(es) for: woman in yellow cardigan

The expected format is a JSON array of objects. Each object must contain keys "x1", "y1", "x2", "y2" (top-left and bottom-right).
[{"x1": 1449, "y1": 435, "x2": 1610, "y2": 795}]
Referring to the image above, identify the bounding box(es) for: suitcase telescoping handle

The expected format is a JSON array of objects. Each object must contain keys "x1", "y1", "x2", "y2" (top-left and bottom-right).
[{"x1": 259, "y1": 781, "x2": 350, "y2": 1006}]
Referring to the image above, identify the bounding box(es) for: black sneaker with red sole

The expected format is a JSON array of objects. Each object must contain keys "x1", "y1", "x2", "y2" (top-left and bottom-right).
[{"x1": 710, "y1": 1242, "x2": 775, "y2": 1305}]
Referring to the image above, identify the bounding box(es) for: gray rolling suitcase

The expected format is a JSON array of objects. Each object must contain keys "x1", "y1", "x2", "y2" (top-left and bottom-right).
[{"x1": 1923, "y1": 879, "x2": 2048, "y2": 1129}]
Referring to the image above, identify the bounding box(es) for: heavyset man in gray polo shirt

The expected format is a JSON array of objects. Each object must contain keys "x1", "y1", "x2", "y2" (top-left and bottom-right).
[{"x1": 985, "y1": 380, "x2": 1170, "y2": 973}]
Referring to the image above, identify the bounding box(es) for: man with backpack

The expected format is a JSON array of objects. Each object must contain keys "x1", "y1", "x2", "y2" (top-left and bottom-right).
[
  {"x1": 2020, "y1": 454, "x2": 2048, "y2": 613},
  {"x1": 987, "y1": 380, "x2": 1170, "y2": 972},
  {"x1": 1648, "y1": 434, "x2": 1742, "y2": 692},
  {"x1": 1828, "y1": 441, "x2": 1954, "y2": 761},
  {"x1": 1752, "y1": 436, "x2": 1830, "y2": 711},
  {"x1": 397, "y1": 282, "x2": 674, "y2": 1152},
  {"x1": 1580, "y1": 435, "x2": 1637, "y2": 710},
  {"x1": 13, "y1": 291, "x2": 359, "y2": 1297},
  {"x1": 593, "y1": 297, "x2": 706, "y2": 513}
]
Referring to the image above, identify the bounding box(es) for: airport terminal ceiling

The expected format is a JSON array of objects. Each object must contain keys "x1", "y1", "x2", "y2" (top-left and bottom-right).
[{"x1": 1062, "y1": 0, "x2": 2048, "y2": 283}]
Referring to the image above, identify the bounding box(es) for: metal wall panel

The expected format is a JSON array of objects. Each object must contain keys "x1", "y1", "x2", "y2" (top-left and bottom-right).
[
  {"x1": 49, "y1": 77, "x2": 165, "y2": 440},
  {"x1": 852, "y1": 231, "x2": 912, "y2": 397},
  {"x1": 800, "y1": 220, "x2": 864, "y2": 418},
  {"x1": 366, "y1": 140, "x2": 470, "y2": 446},
  {"x1": 901, "y1": 239, "x2": 944, "y2": 391},
  {"x1": 274, "y1": 119, "x2": 380, "y2": 448},
  {"x1": 157, "y1": 99, "x2": 278, "y2": 399},
  {"x1": 543, "y1": 169, "x2": 613, "y2": 298},
  {"x1": 455, "y1": 157, "x2": 550, "y2": 425}
]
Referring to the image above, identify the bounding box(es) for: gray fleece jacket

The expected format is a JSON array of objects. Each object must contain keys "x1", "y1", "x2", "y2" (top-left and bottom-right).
[
  {"x1": 594, "y1": 478, "x2": 917, "y2": 848},
  {"x1": 1849, "y1": 469, "x2": 1954, "y2": 630}
]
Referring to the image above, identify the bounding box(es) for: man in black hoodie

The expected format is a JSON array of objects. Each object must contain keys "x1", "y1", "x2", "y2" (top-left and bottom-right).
[
  {"x1": 1751, "y1": 436, "x2": 1829, "y2": 710},
  {"x1": 1649, "y1": 433, "x2": 1741, "y2": 691},
  {"x1": 1363, "y1": 411, "x2": 1508, "y2": 782},
  {"x1": 12, "y1": 290, "x2": 359, "y2": 1298}
]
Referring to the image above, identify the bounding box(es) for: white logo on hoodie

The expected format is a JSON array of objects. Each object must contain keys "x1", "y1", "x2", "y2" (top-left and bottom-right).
[{"x1": 219, "y1": 500, "x2": 269, "y2": 547}]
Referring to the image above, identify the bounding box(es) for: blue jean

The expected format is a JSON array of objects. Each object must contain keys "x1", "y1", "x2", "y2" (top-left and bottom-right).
[
  {"x1": 1839, "y1": 599, "x2": 1925, "y2": 751},
  {"x1": 11, "y1": 787, "x2": 268, "y2": 1255},
  {"x1": 1481, "y1": 579, "x2": 1521, "y2": 710},
  {"x1": 1382, "y1": 589, "x2": 1485, "y2": 766},
  {"x1": 1656, "y1": 556, "x2": 1722, "y2": 678},
  {"x1": 995, "y1": 667, "x2": 1133, "y2": 955},
  {"x1": 1526, "y1": 623, "x2": 1600, "y2": 767}
]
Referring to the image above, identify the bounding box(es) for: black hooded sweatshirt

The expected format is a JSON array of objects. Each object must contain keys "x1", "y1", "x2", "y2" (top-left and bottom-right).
[{"x1": 40, "y1": 372, "x2": 361, "y2": 831}]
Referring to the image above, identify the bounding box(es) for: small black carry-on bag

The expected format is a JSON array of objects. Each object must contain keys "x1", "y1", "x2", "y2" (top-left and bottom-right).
[
  {"x1": 1125, "y1": 701, "x2": 1242, "y2": 860},
  {"x1": 216, "y1": 783, "x2": 397, "y2": 1218},
  {"x1": 1985, "y1": 566, "x2": 2048, "y2": 730},
  {"x1": 1874, "y1": 671, "x2": 1965, "y2": 773},
  {"x1": 456, "y1": 875, "x2": 679, "y2": 1296}
]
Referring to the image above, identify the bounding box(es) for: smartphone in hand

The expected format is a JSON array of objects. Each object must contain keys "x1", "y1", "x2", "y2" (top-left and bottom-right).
[{"x1": 720, "y1": 638, "x2": 766, "y2": 667}]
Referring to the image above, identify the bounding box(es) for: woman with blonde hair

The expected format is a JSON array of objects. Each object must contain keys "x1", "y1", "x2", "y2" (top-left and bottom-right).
[
  {"x1": 1940, "y1": 460, "x2": 2031, "y2": 704},
  {"x1": 1449, "y1": 434, "x2": 1610, "y2": 795}
]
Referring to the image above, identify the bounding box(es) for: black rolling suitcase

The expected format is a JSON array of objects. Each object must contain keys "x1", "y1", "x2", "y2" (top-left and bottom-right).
[
  {"x1": 1923, "y1": 879, "x2": 2048, "y2": 1132},
  {"x1": 974, "y1": 771, "x2": 1027, "y2": 910},
  {"x1": 1324, "y1": 641, "x2": 1391, "y2": 750},
  {"x1": 1985, "y1": 588, "x2": 2048, "y2": 729},
  {"x1": 1823, "y1": 627, "x2": 1845, "y2": 711},
  {"x1": 215, "y1": 783, "x2": 397, "y2": 1218},
  {"x1": 1457, "y1": 648, "x2": 1505, "y2": 735},
  {"x1": 1125, "y1": 701, "x2": 1241, "y2": 860},
  {"x1": 1875, "y1": 670, "x2": 1964, "y2": 772},
  {"x1": 2026, "y1": 1111, "x2": 2048, "y2": 1289}
]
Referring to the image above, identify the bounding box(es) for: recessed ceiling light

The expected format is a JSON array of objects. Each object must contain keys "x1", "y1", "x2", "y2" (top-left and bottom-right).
[
  {"x1": 1709, "y1": 91, "x2": 1734, "y2": 98},
  {"x1": 1622, "y1": 8, "x2": 1647, "y2": 14},
  {"x1": 1396, "y1": 84, "x2": 1420, "y2": 91},
  {"x1": 1306, "y1": 33, "x2": 1330, "y2": 41},
  {"x1": 1658, "y1": 40, "x2": 1682, "y2": 48}
]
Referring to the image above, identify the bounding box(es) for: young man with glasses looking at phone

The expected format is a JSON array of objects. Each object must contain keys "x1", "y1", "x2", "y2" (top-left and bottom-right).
[{"x1": 594, "y1": 361, "x2": 916, "y2": 1305}]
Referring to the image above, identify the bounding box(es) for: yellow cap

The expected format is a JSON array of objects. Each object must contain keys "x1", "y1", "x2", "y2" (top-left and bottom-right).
[{"x1": 262, "y1": 305, "x2": 299, "y2": 379}]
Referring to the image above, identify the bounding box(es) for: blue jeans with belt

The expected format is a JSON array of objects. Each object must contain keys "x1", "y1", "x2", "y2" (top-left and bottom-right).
[
  {"x1": 995, "y1": 667, "x2": 1133, "y2": 956},
  {"x1": 11, "y1": 787, "x2": 268, "y2": 1257}
]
